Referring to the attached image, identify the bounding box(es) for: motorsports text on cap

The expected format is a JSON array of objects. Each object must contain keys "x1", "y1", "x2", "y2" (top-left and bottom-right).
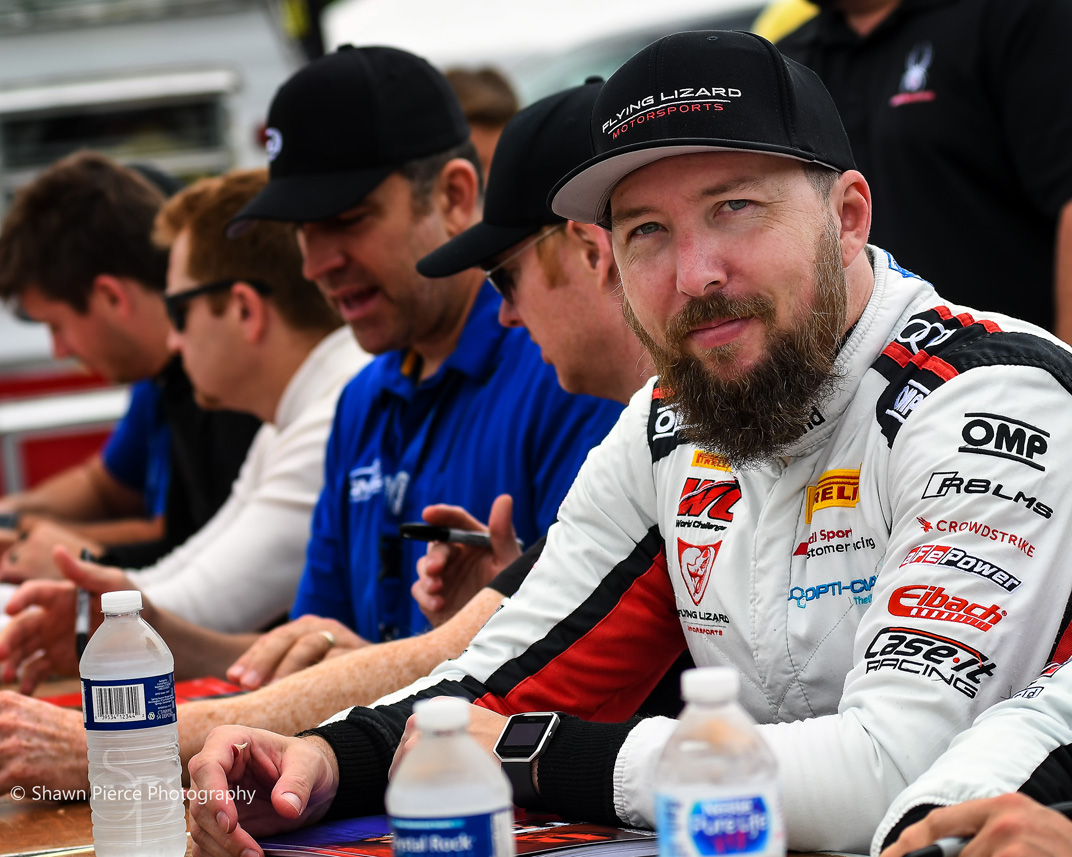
[{"x1": 602, "y1": 87, "x2": 743, "y2": 137}]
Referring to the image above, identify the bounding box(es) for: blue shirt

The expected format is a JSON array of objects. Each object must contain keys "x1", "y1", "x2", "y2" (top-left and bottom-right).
[
  {"x1": 291, "y1": 282, "x2": 623, "y2": 641},
  {"x1": 101, "y1": 379, "x2": 170, "y2": 517}
]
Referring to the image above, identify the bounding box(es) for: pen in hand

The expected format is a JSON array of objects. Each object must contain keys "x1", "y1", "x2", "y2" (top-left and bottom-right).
[
  {"x1": 400, "y1": 522, "x2": 524, "y2": 551},
  {"x1": 900, "y1": 800, "x2": 1072, "y2": 857},
  {"x1": 75, "y1": 549, "x2": 94, "y2": 658}
]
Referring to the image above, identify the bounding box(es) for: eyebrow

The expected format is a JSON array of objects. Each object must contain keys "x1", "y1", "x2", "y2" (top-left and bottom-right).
[{"x1": 610, "y1": 176, "x2": 770, "y2": 231}]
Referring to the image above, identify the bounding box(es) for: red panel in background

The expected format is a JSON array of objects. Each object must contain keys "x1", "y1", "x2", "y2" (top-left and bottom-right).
[
  {"x1": 19, "y1": 430, "x2": 112, "y2": 487},
  {"x1": 0, "y1": 369, "x2": 109, "y2": 402}
]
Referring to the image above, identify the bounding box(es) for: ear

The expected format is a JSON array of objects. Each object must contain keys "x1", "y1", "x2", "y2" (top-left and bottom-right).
[
  {"x1": 830, "y1": 170, "x2": 872, "y2": 268},
  {"x1": 566, "y1": 221, "x2": 619, "y2": 296},
  {"x1": 90, "y1": 275, "x2": 134, "y2": 317},
  {"x1": 432, "y1": 158, "x2": 480, "y2": 239},
  {"x1": 231, "y1": 282, "x2": 268, "y2": 343}
]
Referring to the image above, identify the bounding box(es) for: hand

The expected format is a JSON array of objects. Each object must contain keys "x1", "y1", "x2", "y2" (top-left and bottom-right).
[
  {"x1": 389, "y1": 701, "x2": 508, "y2": 780},
  {"x1": 226, "y1": 615, "x2": 369, "y2": 691},
  {"x1": 0, "y1": 691, "x2": 88, "y2": 792},
  {"x1": 883, "y1": 793, "x2": 1072, "y2": 857},
  {"x1": 413, "y1": 495, "x2": 521, "y2": 627},
  {"x1": 0, "y1": 546, "x2": 137, "y2": 693},
  {"x1": 0, "y1": 520, "x2": 102, "y2": 583},
  {"x1": 188, "y1": 726, "x2": 339, "y2": 857}
]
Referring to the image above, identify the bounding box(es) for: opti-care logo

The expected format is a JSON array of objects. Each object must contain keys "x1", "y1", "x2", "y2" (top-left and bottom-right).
[
  {"x1": 601, "y1": 87, "x2": 743, "y2": 138},
  {"x1": 960, "y1": 412, "x2": 1048, "y2": 471},
  {"x1": 804, "y1": 468, "x2": 860, "y2": 524}
]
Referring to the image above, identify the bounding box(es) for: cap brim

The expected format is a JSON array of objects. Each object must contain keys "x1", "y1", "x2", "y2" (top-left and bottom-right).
[
  {"x1": 417, "y1": 221, "x2": 541, "y2": 278},
  {"x1": 550, "y1": 141, "x2": 841, "y2": 225},
  {"x1": 226, "y1": 166, "x2": 394, "y2": 237}
]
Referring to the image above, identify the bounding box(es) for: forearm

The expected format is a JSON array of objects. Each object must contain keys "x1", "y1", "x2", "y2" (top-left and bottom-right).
[
  {"x1": 145, "y1": 605, "x2": 258, "y2": 680},
  {"x1": 9, "y1": 456, "x2": 142, "y2": 522},
  {"x1": 63, "y1": 516, "x2": 163, "y2": 547}
]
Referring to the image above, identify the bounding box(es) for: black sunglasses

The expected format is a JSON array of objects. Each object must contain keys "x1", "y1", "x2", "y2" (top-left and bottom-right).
[
  {"x1": 165, "y1": 279, "x2": 272, "y2": 332},
  {"x1": 483, "y1": 224, "x2": 565, "y2": 303}
]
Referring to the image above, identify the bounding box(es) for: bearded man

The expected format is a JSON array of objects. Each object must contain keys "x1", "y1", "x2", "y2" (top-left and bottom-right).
[{"x1": 188, "y1": 31, "x2": 1072, "y2": 856}]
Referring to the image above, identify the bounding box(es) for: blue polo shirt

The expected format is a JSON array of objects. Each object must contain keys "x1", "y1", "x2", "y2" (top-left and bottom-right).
[
  {"x1": 291, "y1": 282, "x2": 623, "y2": 641},
  {"x1": 101, "y1": 379, "x2": 170, "y2": 518}
]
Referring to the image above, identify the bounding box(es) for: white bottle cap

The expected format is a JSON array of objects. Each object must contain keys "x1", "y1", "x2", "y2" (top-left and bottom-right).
[
  {"x1": 681, "y1": 666, "x2": 739, "y2": 704},
  {"x1": 414, "y1": 696, "x2": 470, "y2": 732},
  {"x1": 100, "y1": 590, "x2": 143, "y2": 614}
]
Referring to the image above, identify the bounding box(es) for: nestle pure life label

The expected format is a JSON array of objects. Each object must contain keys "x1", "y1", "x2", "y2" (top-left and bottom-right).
[
  {"x1": 391, "y1": 808, "x2": 515, "y2": 857},
  {"x1": 656, "y1": 786, "x2": 786, "y2": 857}
]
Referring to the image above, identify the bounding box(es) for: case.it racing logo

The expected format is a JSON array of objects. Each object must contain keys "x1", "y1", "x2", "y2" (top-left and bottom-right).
[
  {"x1": 864, "y1": 626, "x2": 996, "y2": 698},
  {"x1": 677, "y1": 539, "x2": 721, "y2": 605}
]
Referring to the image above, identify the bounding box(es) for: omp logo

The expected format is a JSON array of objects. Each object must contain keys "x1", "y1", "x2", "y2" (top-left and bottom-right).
[
  {"x1": 889, "y1": 585, "x2": 1007, "y2": 631},
  {"x1": 921, "y1": 471, "x2": 1053, "y2": 519},
  {"x1": 886, "y1": 379, "x2": 930, "y2": 424},
  {"x1": 864, "y1": 626, "x2": 996, "y2": 698},
  {"x1": 677, "y1": 478, "x2": 741, "y2": 531},
  {"x1": 692, "y1": 451, "x2": 731, "y2": 471},
  {"x1": 805, "y1": 468, "x2": 861, "y2": 524},
  {"x1": 959, "y1": 413, "x2": 1048, "y2": 471},
  {"x1": 677, "y1": 539, "x2": 721, "y2": 605},
  {"x1": 900, "y1": 544, "x2": 1021, "y2": 591},
  {"x1": 801, "y1": 407, "x2": 826, "y2": 434},
  {"x1": 895, "y1": 317, "x2": 956, "y2": 354}
]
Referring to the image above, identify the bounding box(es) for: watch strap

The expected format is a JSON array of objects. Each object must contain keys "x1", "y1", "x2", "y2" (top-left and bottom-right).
[{"x1": 502, "y1": 759, "x2": 542, "y2": 809}]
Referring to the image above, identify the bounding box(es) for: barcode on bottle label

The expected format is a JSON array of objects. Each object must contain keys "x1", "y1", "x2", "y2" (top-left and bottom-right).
[
  {"x1": 91, "y1": 684, "x2": 145, "y2": 722},
  {"x1": 82, "y1": 673, "x2": 177, "y2": 730}
]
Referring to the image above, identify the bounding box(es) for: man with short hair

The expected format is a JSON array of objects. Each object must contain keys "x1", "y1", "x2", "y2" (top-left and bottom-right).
[
  {"x1": 0, "y1": 151, "x2": 260, "y2": 567},
  {"x1": 188, "y1": 32, "x2": 1072, "y2": 855}
]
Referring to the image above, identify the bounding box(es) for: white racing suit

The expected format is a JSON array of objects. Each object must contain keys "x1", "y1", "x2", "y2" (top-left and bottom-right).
[
  {"x1": 873, "y1": 658, "x2": 1072, "y2": 854},
  {"x1": 311, "y1": 249, "x2": 1072, "y2": 853}
]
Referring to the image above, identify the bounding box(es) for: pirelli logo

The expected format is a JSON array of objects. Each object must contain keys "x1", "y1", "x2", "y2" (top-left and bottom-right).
[
  {"x1": 805, "y1": 468, "x2": 861, "y2": 524},
  {"x1": 692, "y1": 451, "x2": 731, "y2": 471}
]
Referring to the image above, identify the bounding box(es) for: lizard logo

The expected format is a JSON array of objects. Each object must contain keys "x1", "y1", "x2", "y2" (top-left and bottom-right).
[{"x1": 677, "y1": 539, "x2": 721, "y2": 605}]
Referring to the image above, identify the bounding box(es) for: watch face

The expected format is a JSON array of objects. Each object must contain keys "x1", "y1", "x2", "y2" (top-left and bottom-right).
[{"x1": 494, "y1": 713, "x2": 558, "y2": 761}]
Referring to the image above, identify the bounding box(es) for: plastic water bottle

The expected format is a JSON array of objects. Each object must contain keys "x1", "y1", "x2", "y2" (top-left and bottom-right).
[
  {"x1": 654, "y1": 667, "x2": 786, "y2": 857},
  {"x1": 386, "y1": 696, "x2": 515, "y2": 857},
  {"x1": 80, "y1": 590, "x2": 186, "y2": 857}
]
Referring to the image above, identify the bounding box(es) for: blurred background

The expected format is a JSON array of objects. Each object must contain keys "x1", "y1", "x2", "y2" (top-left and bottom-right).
[{"x1": 0, "y1": 0, "x2": 770, "y2": 493}]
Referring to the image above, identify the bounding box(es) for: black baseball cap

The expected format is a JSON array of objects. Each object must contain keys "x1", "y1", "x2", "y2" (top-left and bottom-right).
[
  {"x1": 417, "y1": 79, "x2": 603, "y2": 278},
  {"x1": 230, "y1": 45, "x2": 469, "y2": 231},
  {"x1": 551, "y1": 30, "x2": 855, "y2": 226}
]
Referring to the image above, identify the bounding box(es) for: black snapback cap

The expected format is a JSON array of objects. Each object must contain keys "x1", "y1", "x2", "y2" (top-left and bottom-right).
[
  {"x1": 550, "y1": 30, "x2": 855, "y2": 225},
  {"x1": 230, "y1": 45, "x2": 469, "y2": 231},
  {"x1": 417, "y1": 78, "x2": 604, "y2": 278}
]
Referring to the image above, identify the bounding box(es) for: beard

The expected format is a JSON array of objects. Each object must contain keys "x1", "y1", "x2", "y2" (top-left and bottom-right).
[{"x1": 623, "y1": 221, "x2": 848, "y2": 469}]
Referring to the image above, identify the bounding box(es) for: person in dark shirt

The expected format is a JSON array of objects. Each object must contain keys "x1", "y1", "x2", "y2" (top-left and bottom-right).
[{"x1": 777, "y1": 0, "x2": 1072, "y2": 338}]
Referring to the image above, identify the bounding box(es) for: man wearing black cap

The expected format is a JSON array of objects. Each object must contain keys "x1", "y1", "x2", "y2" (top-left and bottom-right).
[
  {"x1": 221, "y1": 45, "x2": 620, "y2": 666},
  {"x1": 187, "y1": 32, "x2": 1072, "y2": 855}
]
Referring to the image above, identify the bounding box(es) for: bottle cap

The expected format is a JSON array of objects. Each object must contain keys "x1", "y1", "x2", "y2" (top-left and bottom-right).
[
  {"x1": 681, "y1": 666, "x2": 739, "y2": 703},
  {"x1": 100, "y1": 590, "x2": 143, "y2": 614},
  {"x1": 414, "y1": 696, "x2": 470, "y2": 732}
]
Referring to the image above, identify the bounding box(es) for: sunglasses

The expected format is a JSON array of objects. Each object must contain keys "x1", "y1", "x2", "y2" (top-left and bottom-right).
[
  {"x1": 483, "y1": 223, "x2": 566, "y2": 303},
  {"x1": 165, "y1": 279, "x2": 272, "y2": 332}
]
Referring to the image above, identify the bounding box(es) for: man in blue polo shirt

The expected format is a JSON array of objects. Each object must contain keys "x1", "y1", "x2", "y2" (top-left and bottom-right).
[{"x1": 221, "y1": 45, "x2": 621, "y2": 669}]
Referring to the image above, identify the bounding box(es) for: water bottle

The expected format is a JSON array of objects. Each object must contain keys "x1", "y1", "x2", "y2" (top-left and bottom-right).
[
  {"x1": 654, "y1": 667, "x2": 786, "y2": 857},
  {"x1": 386, "y1": 696, "x2": 515, "y2": 857},
  {"x1": 80, "y1": 590, "x2": 186, "y2": 857}
]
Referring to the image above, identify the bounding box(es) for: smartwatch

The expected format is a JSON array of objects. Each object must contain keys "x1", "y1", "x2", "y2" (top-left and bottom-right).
[{"x1": 493, "y1": 711, "x2": 560, "y2": 809}]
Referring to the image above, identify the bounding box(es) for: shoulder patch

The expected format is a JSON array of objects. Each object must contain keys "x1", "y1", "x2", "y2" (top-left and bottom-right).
[
  {"x1": 648, "y1": 385, "x2": 687, "y2": 463},
  {"x1": 873, "y1": 306, "x2": 1072, "y2": 445}
]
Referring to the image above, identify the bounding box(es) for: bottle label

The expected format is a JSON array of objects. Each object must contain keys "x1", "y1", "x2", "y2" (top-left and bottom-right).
[
  {"x1": 391, "y1": 808, "x2": 514, "y2": 857},
  {"x1": 656, "y1": 787, "x2": 786, "y2": 857},
  {"x1": 81, "y1": 672, "x2": 177, "y2": 730}
]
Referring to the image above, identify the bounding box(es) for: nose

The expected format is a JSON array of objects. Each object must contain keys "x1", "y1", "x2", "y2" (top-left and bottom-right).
[
  {"x1": 298, "y1": 224, "x2": 347, "y2": 283},
  {"x1": 498, "y1": 297, "x2": 523, "y2": 329},
  {"x1": 675, "y1": 231, "x2": 727, "y2": 299},
  {"x1": 165, "y1": 325, "x2": 183, "y2": 355},
  {"x1": 50, "y1": 333, "x2": 71, "y2": 361}
]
